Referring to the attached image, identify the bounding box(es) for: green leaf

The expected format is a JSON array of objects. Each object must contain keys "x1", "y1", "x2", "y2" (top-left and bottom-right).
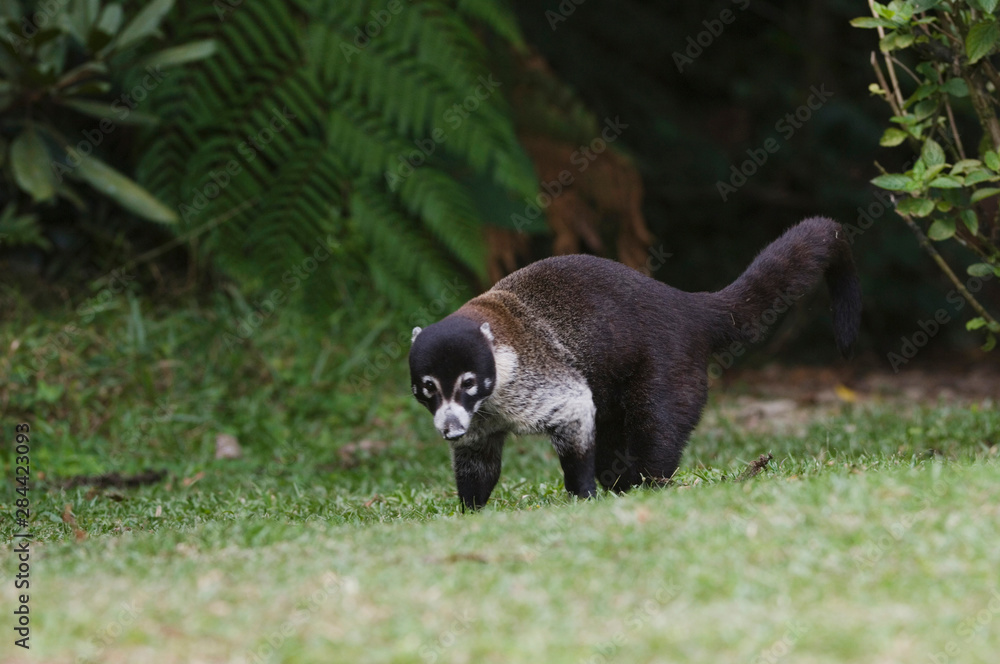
[
  {"x1": 921, "y1": 138, "x2": 946, "y2": 167},
  {"x1": 985, "y1": 150, "x2": 1000, "y2": 171},
  {"x1": 137, "y1": 40, "x2": 216, "y2": 69},
  {"x1": 929, "y1": 175, "x2": 963, "y2": 188},
  {"x1": 912, "y1": 99, "x2": 936, "y2": 121},
  {"x1": 961, "y1": 210, "x2": 980, "y2": 234},
  {"x1": 10, "y1": 128, "x2": 56, "y2": 202},
  {"x1": 967, "y1": 317, "x2": 987, "y2": 331},
  {"x1": 897, "y1": 197, "x2": 935, "y2": 217},
  {"x1": 966, "y1": 19, "x2": 1000, "y2": 65},
  {"x1": 950, "y1": 159, "x2": 982, "y2": 174},
  {"x1": 968, "y1": 263, "x2": 995, "y2": 277},
  {"x1": 935, "y1": 199, "x2": 953, "y2": 212},
  {"x1": 922, "y1": 163, "x2": 947, "y2": 181},
  {"x1": 96, "y1": 3, "x2": 124, "y2": 34},
  {"x1": 880, "y1": 128, "x2": 908, "y2": 146},
  {"x1": 964, "y1": 169, "x2": 997, "y2": 185},
  {"x1": 927, "y1": 218, "x2": 956, "y2": 239},
  {"x1": 69, "y1": 149, "x2": 178, "y2": 223},
  {"x1": 850, "y1": 17, "x2": 898, "y2": 28},
  {"x1": 982, "y1": 331, "x2": 997, "y2": 352},
  {"x1": 61, "y1": 98, "x2": 159, "y2": 125},
  {"x1": 115, "y1": 0, "x2": 174, "y2": 51},
  {"x1": 871, "y1": 173, "x2": 910, "y2": 190},
  {"x1": 971, "y1": 187, "x2": 1000, "y2": 203},
  {"x1": 940, "y1": 78, "x2": 969, "y2": 97},
  {"x1": 906, "y1": 82, "x2": 938, "y2": 106},
  {"x1": 969, "y1": 0, "x2": 1000, "y2": 13},
  {"x1": 880, "y1": 30, "x2": 915, "y2": 51}
]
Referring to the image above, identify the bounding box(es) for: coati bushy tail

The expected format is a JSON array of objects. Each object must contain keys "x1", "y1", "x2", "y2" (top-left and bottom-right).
[{"x1": 714, "y1": 216, "x2": 861, "y2": 356}]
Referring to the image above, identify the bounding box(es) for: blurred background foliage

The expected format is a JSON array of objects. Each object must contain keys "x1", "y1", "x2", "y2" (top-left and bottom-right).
[{"x1": 3, "y1": 0, "x2": 1000, "y2": 374}]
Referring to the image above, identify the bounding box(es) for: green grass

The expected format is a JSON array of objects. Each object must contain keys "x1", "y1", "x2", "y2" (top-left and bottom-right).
[{"x1": 2, "y1": 287, "x2": 999, "y2": 663}]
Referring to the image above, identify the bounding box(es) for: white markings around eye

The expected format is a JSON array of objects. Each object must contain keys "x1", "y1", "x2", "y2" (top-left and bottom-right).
[
  {"x1": 421, "y1": 375, "x2": 442, "y2": 400},
  {"x1": 453, "y1": 372, "x2": 477, "y2": 398}
]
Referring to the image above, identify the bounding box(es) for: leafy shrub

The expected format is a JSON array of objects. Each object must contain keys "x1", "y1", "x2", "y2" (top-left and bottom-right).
[
  {"x1": 0, "y1": 0, "x2": 214, "y2": 247},
  {"x1": 855, "y1": 0, "x2": 1000, "y2": 349}
]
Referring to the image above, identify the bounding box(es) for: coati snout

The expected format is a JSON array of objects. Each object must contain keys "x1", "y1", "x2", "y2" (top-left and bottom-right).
[{"x1": 408, "y1": 217, "x2": 861, "y2": 511}]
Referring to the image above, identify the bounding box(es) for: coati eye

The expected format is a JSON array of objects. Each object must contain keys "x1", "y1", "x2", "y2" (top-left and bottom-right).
[
  {"x1": 423, "y1": 379, "x2": 436, "y2": 393},
  {"x1": 461, "y1": 377, "x2": 476, "y2": 390}
]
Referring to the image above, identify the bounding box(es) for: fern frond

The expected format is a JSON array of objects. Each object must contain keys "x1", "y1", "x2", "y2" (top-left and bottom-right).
[
  {"x1": 141, "y1": 0, "x2": 537, "y2": 311},
  {"x1": 456, "y1": 0, "x2": 526, "y2": 52}
]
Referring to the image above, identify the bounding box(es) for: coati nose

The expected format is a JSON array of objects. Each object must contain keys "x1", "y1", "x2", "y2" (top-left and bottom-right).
[{"x1": 440, "y1": 416, "x2": 467, "y2": 440}]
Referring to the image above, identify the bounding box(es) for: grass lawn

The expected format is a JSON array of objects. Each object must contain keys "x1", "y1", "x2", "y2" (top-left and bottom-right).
[{"x1": 2, "y1": 292, "x2": 999, "y2": 663}]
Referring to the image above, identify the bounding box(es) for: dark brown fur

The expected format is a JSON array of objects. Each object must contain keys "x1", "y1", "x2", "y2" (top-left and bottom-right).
[{"x1": 410, "y1": 217, "x2": 861, "y2": 508}]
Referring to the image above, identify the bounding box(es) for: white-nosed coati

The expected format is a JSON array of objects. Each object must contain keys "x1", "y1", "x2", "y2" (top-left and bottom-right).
[{"x1": 409, "y1": 217, "x2": 862, "y2": 510}]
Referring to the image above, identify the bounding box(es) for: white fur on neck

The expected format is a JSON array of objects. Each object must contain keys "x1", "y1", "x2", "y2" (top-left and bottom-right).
[{"x1": 492, "y1": 344, "x2": 518, "y2": 392}]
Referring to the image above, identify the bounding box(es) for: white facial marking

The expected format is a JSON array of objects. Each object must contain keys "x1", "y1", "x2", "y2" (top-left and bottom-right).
[
  {"x1": 480, "y1": 322, "x2": 494, "y2": 344},
  {"x1": 411, "y1": 384, "x2": 417, "y2": 395},
  {"x1": 454, "y1": 371, "x2": 477, "y2": 398},
  {"x1": 411, "y1": 326, "x2": 422, "y2": 343},
  {"x1": 421, "y1": 375, "x2": 441, "y2": 400},
  {"x1": 434, "y1": 399, "x2": 472, "y2": 438},
  {"x1": 483, "y1": 377, "x2": 493, "y2": 390}
]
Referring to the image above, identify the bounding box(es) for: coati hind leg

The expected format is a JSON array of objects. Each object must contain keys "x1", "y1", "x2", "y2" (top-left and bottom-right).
[
  {"x1": 632, "y1": 386, "x2": 702, "y2": 486},
  {"x1": 452, "y1": 431, "x2": 505, "y2": 511},
  {"x1": 593, "y1": 384, "x2": 694, "y2": 491},
  {"x1": 594, "y1": 411, "x2": 642, "y2": 492},
  {"x1": 555, "y1": 441, "x2": 596, "y2": 498}
]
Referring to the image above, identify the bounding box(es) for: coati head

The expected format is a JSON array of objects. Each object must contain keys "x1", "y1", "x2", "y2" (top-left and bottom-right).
[{"x1": 409, "y1": 316, "x2": 496, "y2": 441}]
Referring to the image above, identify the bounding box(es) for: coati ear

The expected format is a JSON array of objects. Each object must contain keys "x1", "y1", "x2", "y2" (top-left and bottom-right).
[
  {"x1": 480, "y1": 322, "x2": 494, "y2": 344},
  {"x1": 411, "y1": 327, "x2": 422, "y2": 343}
]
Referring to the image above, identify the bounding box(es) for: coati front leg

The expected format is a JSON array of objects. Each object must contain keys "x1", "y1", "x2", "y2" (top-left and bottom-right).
[
  {"x1": 546, "y1": 382, "x2": 598, "y2": 499},
  {"x1": 452, "y1": 431, "x2": 505, "y2": 511}
]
